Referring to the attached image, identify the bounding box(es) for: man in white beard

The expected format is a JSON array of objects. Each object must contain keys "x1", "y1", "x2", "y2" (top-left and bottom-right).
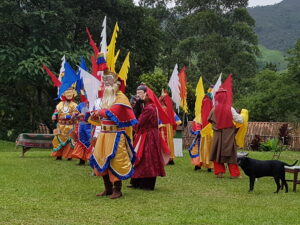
[{"x1": 89, "y1": 69, "x2": 137, "y2": 199}]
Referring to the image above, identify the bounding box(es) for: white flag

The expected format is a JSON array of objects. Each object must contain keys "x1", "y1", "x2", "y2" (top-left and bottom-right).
[
  {"x1": 211, "y1": 73, "x2": 222, "y2": 105},
  {"x1": 168, "y1": 64, "x2": 181, "y2": 110},
  {"x1": 100, "y1": 16, "x2": 107, "y2": 57},
  {"x1": 79, "y1": 67, "x2": 101, "y2": 111}
]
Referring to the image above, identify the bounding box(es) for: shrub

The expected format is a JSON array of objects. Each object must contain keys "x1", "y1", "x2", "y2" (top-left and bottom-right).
[{"x1": 260, "y1": 138, "x2": 288, "y2": 152}]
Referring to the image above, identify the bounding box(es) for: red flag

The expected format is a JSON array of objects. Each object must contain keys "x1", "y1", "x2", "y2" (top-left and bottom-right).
[
  {"x1": 42, "y1": 65, "x2": 61, "y2": 87},
  {"x1": 160, "y1": 91, "x2": 176, "y2": 126},
  {"x1": 86, "y1": 27, "x2": 99, "y2": 57},
  {"x1": 220, "y1": 73, "x2": 232, "y2": 106},
  {"x1": 91, "y1": 55, "x2": 99, "y2": 78}
]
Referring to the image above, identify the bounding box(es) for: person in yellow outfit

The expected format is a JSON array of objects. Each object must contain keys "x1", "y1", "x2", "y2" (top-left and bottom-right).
[
  {"x1": 51, "y1": 87, "x2": 78, "y2": 160},
  {"x1": 89, "y1": 70, "x2": 137, "y2": 199}
]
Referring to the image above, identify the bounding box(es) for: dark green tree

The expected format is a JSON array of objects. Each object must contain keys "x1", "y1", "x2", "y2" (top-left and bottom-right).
[{"x1": 0, "y1": 0, "x2": 164, "y2": 140}]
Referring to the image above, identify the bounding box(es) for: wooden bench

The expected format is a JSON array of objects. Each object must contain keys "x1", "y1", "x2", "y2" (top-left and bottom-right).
[
  {"x1": 16, "y1": 133, "x2": 54, "y2": 157},
  {"x1": 284, "y1": 166, "x2": 300, "y2": 192}
]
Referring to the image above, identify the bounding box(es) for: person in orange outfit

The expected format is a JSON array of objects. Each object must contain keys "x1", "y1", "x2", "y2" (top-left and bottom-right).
[
  {"x1": 208, "y1": 88, "x2": 243, "y2": 178},
  {"x1": 51, "y1": 87, "x2": 78, "y2": 160},
  {"x1": 89, "y1": 70, "x2": 137, "y2": 199}
]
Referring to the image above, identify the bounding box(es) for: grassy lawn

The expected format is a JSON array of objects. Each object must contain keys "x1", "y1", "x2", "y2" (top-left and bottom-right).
[{"x1": 1, "y1": 140, "x2": 300, "y2": 225}]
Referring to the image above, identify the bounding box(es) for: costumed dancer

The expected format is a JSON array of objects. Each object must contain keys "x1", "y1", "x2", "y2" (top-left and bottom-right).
[
  {"x1": 208, "y1": 88, "x2": 243, "y2": 178},
  {"x1": 129, "y1": 85, "x2": 170, "y2": 190},
  {"x1": 89, "y1": 70, "x2": 137, "y2": 199},
  {"x1": 188, "y1": 90, "x2": 214, "y2": 172},
  {"x1": 72, "y1": 91, "x2": 93, "y2": 165},
  {"x1": 159, "y1": 90, "x2": 182, "y2": 165},
  {"x1": 51, "y1": 87, "x2": 78, "y2": 160}
]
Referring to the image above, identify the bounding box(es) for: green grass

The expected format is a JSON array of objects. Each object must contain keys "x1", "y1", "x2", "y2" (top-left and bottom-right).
[{"x1": 1, "y1": 140, "x2": 300, "y2": 225}]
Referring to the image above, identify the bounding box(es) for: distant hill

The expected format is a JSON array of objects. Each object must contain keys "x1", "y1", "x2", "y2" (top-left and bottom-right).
[
  {"x1": 248, "y1": 0, "x2": 300, "y2": 51},
  {"x1": 256, "y1": 45, "x2": 287, "y2": 71}
]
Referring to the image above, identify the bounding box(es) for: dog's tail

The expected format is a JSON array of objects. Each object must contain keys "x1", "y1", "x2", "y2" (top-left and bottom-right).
[{"x1": 284, "y1": 160, "x2": 298, "y2": 167}]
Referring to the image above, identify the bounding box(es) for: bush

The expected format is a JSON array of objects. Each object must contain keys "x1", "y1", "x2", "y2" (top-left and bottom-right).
[{"x1": 260, "y1": 138, "x2": 288, "y2": 152}]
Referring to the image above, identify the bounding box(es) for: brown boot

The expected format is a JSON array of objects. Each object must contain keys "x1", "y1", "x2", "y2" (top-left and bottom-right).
[
  {"x1": 110, "y1": 181, "x2": 122, "y2": 199},
  {"x1": 96, "y1": 175, "x2": 113, "y2": 197}
]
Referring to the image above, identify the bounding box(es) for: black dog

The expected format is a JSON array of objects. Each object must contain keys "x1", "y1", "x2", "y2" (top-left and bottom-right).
[{"x1": 238, "y1": 157, "x2": 298, "y2": 193}]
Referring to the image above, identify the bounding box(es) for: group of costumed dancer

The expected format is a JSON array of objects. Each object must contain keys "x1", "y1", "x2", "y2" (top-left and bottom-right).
[
  {"x1": 50, "y1": 68, "x2": 248, "y2": 200},
  {"x1": 188, "y1": 84, "x2": 249, "y2": 179},
  {"x1": 50, "y1": 53, "x2": 183, "y2": 199},
  {"x1": 49, "y1": 52, "x2": 248, "y2": 200}
]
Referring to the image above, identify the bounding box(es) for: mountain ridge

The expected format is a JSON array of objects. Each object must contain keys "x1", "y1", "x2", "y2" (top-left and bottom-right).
[{"x1": 248, "y1": 0, "x2": 300, "y2": 51}]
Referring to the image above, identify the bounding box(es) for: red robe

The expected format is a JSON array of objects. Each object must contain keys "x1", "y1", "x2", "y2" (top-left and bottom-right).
[{"x1": 132, "y1": 103, "x2": 166, "y2": 178}]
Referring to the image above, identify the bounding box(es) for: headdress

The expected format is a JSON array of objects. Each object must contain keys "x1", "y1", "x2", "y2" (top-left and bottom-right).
[{"x1": 103, "y1": 69, "x2": 118, "y2": 82}]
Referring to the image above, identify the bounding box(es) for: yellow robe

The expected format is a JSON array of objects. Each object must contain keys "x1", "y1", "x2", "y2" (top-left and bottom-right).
[{"x1": 90, "y1": 91, "x2": 137, "y2": 180}]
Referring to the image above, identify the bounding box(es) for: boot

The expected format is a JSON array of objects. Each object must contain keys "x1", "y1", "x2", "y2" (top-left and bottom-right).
[
  {"x1": 78, "y1": 159, "x2": 85, "y2": 165},
  {"x1": 96, "y1": 175, "x2": 113, "y2": 197},
  {"x1": 167, "y1": 160, "x2": 175, "y2": 165},
  {"x1": 56, "y1": 156, "x2": 62, "y2": 160},
  {"x1": 194, "y1": 166, "x2": 201, "y2": 171},
  {"x1": 127, "y1": 178, "x2": 140, "y2": 189},
  {"x1": 110, "y1": 181, "x2": 122, "y2": 199}
]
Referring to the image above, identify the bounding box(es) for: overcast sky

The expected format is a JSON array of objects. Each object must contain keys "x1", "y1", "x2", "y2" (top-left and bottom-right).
[
  {"x1": 248, "y1": 0, "x2": 283, "y2": 7},
  {"x1": 134, "y1": 0, "x2": 284, "y2": 8}
]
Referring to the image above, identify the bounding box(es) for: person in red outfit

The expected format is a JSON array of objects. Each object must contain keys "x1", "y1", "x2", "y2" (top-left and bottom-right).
[
  {"x1": 129, "y1": 85, "x2": 170, "y2": 190},
  {"x1": 208, "y1": 88, "x2": 243, "y2": 178}
]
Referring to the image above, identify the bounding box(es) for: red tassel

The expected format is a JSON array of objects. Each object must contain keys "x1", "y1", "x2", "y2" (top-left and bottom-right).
[
  {"x1": 86, "y1": 27, "x2": 99, "y2": 57},
  {"x1": 42, "y1": 65, "x2": 61, "y2": 87}
]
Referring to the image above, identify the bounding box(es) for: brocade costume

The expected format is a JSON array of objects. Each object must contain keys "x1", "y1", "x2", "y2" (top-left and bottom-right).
[{"x1": 52, "y1": 100, "x2": 78, "y2": 159}]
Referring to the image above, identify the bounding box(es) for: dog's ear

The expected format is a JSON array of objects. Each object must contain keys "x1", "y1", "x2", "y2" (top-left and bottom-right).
[{"x1": 237, "y1": 156, "x2": 248, "y2": 166}]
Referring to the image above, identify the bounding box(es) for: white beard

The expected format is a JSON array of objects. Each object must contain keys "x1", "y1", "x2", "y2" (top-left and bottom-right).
[{"x1": 101, "y1": 84, "x2": 118, "y2": 108}]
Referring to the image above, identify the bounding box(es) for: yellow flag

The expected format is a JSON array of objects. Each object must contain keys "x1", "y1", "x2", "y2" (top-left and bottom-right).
[
  {"x1": 118, "y1": 52, "x2": 130, "y2": 85},
  {"x1": 106, "y1": 22, "x2": 119, "y2": 72},
  {"x1": 194, "y1": 76, "x2": 205, "y2": 123}
]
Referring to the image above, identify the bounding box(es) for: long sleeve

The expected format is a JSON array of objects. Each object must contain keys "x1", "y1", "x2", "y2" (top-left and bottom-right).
[
  {"x1": 231, "y1": 107, "x2": 243, "y2": 123},
  {"x1": 137, "y1": 104, "x2": 157, "y2": 131}
]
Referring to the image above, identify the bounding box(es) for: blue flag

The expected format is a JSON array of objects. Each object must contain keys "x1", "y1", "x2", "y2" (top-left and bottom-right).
[{"x1": 57, "y1": 61, "x2": 77, "y2": 99}]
